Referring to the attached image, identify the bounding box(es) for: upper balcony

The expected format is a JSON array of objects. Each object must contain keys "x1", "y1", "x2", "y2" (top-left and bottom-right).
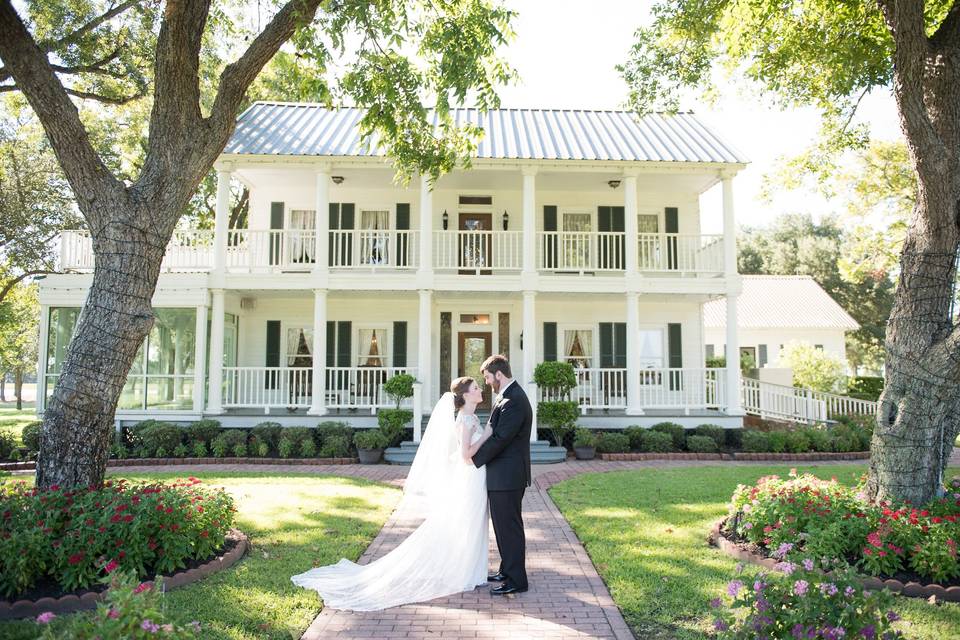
[{"x1": 59, "y1": 228, "x2": 726, "y2": 277}]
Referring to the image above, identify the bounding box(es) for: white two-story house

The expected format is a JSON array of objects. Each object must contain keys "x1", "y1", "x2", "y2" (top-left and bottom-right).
[{"x1": 39, "y1": 103, "x2": 749, "y2": 431}]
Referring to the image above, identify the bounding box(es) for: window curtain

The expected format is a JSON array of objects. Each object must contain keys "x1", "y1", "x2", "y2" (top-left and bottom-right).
[
  {"x1": 562, "y1": 213, "x2": 591, "y2": 268},
  {"x1": 286, "y1": 328, "x2": 313, "y2": 367},
  {"x1": 638, "y1": 214, "x2": 659, "y2": 233},
  {"x1": 564, "y1": 329, "x2": 592, "y2": 368},
  {"x1": 288, "y1": 209, "x2": 316, "y2": 262},
  {"x1": 361, "y1": 210, "x2": 390, "y2": 264},
  {"x1": 358, "y1": 328, "x2": 388, "y2": 367},
  {"x1": 638, "y1": 329, "x2": 664, "y2": 368}
]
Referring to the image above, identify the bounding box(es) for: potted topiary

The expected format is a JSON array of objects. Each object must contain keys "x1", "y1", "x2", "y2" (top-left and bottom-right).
[
  {"x1": 572, "y1": 428, "x2": 597, "y2": 460},
  {"x1": 378, "y1": 373, "x2": 416, "y2": 447},
  {"x1": 534, "y1": 361, "x2": 580, "y2": 449},
  {"x1": 354, "y1": 429, "x2": 389, "y2": 464}
]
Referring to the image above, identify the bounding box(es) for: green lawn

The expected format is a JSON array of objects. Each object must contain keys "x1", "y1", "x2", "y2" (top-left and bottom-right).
[
  {"x1": 549, "y1": 465, "x2": 960, "y2": 640},
  {"x1": 0, "y1": 402, "x2": 37, "y2": 445},
  {"x1": 0, "y1": 471, "x2": 401, "y2": 639}
]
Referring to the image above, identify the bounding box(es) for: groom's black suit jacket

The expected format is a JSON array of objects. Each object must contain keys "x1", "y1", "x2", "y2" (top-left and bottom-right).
[{"x1": 471, "y1": 380, "x2": 532, "y2": 491}]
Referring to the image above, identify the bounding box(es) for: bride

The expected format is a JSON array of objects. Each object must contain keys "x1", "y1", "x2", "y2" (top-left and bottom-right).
[{"x1": 291, "y1": 376, "x2": 493, "y2": 611}]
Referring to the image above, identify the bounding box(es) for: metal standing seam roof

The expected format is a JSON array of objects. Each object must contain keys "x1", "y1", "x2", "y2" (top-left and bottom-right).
[
  {"x1": 703, "y1": 275, "x2": 860, "y2": 330},
  {"x1": 224, "y1": 102, "x2": 749, "y2": 164}
]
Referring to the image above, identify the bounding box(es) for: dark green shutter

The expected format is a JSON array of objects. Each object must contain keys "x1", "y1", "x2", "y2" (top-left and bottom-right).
[
  {"x1": 328, "y1": 203, "x2": 355, "y2": 266},
  {"x1": 393, "y1": 321, "x2": 407, "y2": 367},
  {"x1": 396, "y1": 203, "x2": 410, "y2": 267},
  {"x1": 326, "y1": 321, "x2": 336, "y2": 367},
  {"x1": 597, "y1": 206, "x2": 625, "y2": 270},
  {"x1": 543, "y1": 322, "x2": 557, "y2": 362},
  {"x1": 265, "y1": 320, "x2": 281, "y2": 389},
  {"x1": 667, "y1": 322, "x2": 682, "y2": 390},
  {"x1": 758, "y1": 344, "x2": 768, "y2": 367},
  {"x1": 269, "y1": 202, "x2": 284, "y2": 266},
  {"x1": 544, "y1": 205, "x2": 558, "y2": 269},
  {"x1": 665, "y1": 206, "x2": 679, "y2": 270},
  {"x1": 328, "y1": 203, "x2": 340, "y2": 266},
  {"x1": 599, "y1": 323, "x2": 613, "y2": 368},
  {"x1": 614, "y1": 323, "x2": 627, "y2": 368},
  {"x1": 336, "y1": 321, "x2": 351, "y2": 367},
  {"x1": 613, "y1": 206, "x2": 625, "y2": 270}
]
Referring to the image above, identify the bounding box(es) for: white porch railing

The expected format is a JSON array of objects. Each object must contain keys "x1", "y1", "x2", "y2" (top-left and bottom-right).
[
  {"x1": 537, "y1": 232, "x2": 626, "y2": 273},
  {"x1": 329, "y1": 230, "x2": 419, "y2": 269},
  {"x1": 60, "y1": 229, "x2": 216, "y2": 272},
  {"x1": 225, "y1": 229, "x2": 317, "y2": 272},
  {"x1": 433, "y1": 230, "x2": 523, "y2": 272},
  {"x1": 222, "y1": 366, "x2": 313, "y2": 410},
  {"x1": 637, "y1": 233, "x2": 724, "y2": 273},
  {"x1": 538, "y1": 367, "x2": 726, "y2": 412},
  {"x1": 326, "y1": 366, "x2": 418, "y2": 410},
  {"x1": 740, "y1": 378, "x2": 877, "y2": 424}
]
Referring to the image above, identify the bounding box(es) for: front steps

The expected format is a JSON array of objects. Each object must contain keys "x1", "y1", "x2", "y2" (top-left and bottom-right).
[{"x1": 384, "y1": 439, "x2": 567, "y2": 465}]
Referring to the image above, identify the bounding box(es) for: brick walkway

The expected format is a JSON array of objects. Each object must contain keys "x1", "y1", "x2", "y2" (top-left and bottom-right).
[{"x1": 76, "y1": 455, "x2": 960, "y2": 639}]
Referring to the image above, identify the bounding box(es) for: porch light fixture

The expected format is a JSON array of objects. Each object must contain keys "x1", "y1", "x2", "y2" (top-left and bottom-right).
[
  {"x1": 607, "y1": 179, "x2": 621, "y2": 189},
  {"x1": 442, "y1": 210, "x2": 449, "y2": 230},
  {"x1": 502, "y1": 210, "x2": 509, "y2": 231},
  {"x1": 331, "y1": 175, "x2": 344, "y2": 185}
]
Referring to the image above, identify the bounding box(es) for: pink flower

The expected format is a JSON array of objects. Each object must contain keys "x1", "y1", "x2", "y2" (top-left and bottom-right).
[
  {"x1": 793, "y1": 579, "x2": 809, "y2": 596},
  {"x1": 141, "y1": 619, "x2": 160, "y2": 633},
  {"x1": 134, "y1": 582, "x2": 152, "y2": 594},
  {"x1": 802, "y1": 558, "x2": 815, "y2": 571},
  {"x1": 103, "y1": 559, "x2": 119, "y2": 574},
  {"x1": 727, "y1": 580, "x2": 744, "y2": 597},
  {"x1": 107, "y1": 608, "x2": 120, "y2": 619},
  {"x1": 36, "y1": 612, "x2": 56, "y2": 624}
]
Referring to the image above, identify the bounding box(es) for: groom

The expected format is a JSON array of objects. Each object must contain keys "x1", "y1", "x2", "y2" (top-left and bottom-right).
[{"x1": 471, "y1": 354, "x2": 532, "y2": 595}]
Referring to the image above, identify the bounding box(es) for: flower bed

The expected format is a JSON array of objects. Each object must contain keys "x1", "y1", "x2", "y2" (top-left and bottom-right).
[
  {"x1": 0, "y1": 477, "x2": 236, "y2": 600},
  {"x1": 722, "y1": 470, "x2": 960, "y2": 588}
]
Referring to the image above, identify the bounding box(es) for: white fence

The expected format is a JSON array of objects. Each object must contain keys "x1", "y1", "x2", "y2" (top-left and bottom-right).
[
  {"x1": 637, "y1": 233, "x2": 724, "y2": 273},
  {"x1": 539, "y1": 367, "x2": 726, "y2": 412},
  {"x1": 741, "y1": 378, "x2": 877, "y2": 424},
  {"x1": 433, "y1": 230, "x2": 523, "y2": 272}
]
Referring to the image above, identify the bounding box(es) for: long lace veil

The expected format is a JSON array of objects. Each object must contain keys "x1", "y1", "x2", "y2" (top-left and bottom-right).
[{"x1": 398, "y1": 392, "x2": 460, "y2": 517}]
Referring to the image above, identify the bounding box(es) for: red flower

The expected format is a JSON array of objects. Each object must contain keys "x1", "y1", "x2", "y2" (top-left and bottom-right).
[
  {"x1": 50, "y1": 485, "x2": 60, "y2": 491},
  {"x1": 110, "y1": 514, "x2": 122, "y2": 523},
  {"x1": 122, "y1": 515, "x2": 133, "y2": 523},
  {"x1": 133, "y1": 582, "x2": 151, "y2": 594},
  {"x1": 103, "y1": 559, "x2": 119, "y2": 574},
  {"x1": 68, "y1": 553, "x2": 84, "y2": 565}
]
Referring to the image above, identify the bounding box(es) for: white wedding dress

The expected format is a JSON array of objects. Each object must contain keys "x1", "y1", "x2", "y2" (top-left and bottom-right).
[{"x1": 291, "y1": 394, "x2": 489, "y2": 611}]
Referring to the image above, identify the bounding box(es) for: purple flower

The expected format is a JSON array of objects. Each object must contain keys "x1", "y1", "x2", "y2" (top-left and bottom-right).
[
  {"x1": 756, "y1": 596, "x2": 770, "y2": 612},
  {"x1": 861, "y1": 624, "x2": 877, "y2": 639},
  {"x1": 710, "y1": 597, "x2": 722, "y2": 609},
  {"x1": 802, "y1": 558, "x2": 815, "y2": 571},
  {"x1": 713, "y1": 619, "x2": 729, "y2": 631},
  {"x1": 727, "y1": 579, "x2": 744, "y2": 597},
  {"x1": 819, "y1": 582, "x2": 839, "y2": 596},
  {"x1": 774, "y1": 561, "x2": 797, "y2": 576},
  {"x1": 792, "y1": 623, "x2": 806, "y2": 639},
  {"x1": 773, "y1": 542, "x2": 795, "y2": 559},
  {"x1": 793, "y1": 579, "x2": 809, "y2": 596},
  {"x1": 844, "y1": 586, "x2": 856, "y2": 597},
  {"x1": 822, "y1": 627, "x2": 846, "y2": 640},
  {"x1": 754, "y1": 579, "x2": 767, "y2": 592},
  {"x1": 36, "y1": 612, "x2": 56, "y2": 624},
  {"x1": 886, "y1": 611, "x2": 901, "y2": 623},
  {"x1": 141, "y1": 619, "x2": 160, "y2": 633}
]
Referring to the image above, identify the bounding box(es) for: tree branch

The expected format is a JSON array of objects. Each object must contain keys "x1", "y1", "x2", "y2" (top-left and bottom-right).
[
  {"x1": 931, "y1": 0, "x2": 960, "y2": 50},
  {"x1": 0, "y1": 46, "x2": 123, "y2": 83},
  {"x1": 65, "y1": 86, "x2": 145, "y2": 105},
  {"x1": 45, "y1": 0, "x2": 139, "y2": 50},
  {"x1": 0, "y1": 269, "x2": 54, "y2": 304},
  {"x1": 0, "y1": 1, "x2": 123, "y2": 227}
]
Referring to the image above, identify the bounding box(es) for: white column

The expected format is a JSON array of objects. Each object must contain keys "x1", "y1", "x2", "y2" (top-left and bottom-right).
[
  {"x1": 36, "y1": 305, "x2": 49, "y2": 414},
  {"x1": 522, "y1": 168, "x2": 537, "y2": 274},
  {"x1": 624, "y1": 174, "x2": 638, "y2": 277},
  {"x1": 308, "y1": 289, "x2": 327, "y2": 415},
  {"x1": 722, "y1": 175, "x2": 736, "y2": 277},
  {"x1": 725, "y1": 291, "x2": 743, "y2": 413},
  {"x1": 417, "y1": 290, "x2": 432, "y2": 413},
  {"x1": 418, "y1": 177, "x2": 433, "y2": 275},
  {"x1": 527, "y1": 381, "x2": 538, "y2": 443},
  {"x1": 625, "y1": 292, "x2": 643, "y2": 415},
  {"x1": 412, "y1": 383, "x2": 423, "y2": 443},
  {"x1": 522, "y1": 291, "x2": 536, "y2": 387},
  {"x1": 314, "y1": 168, "x2": 330, "y2": 273},
  {"x1": 206, "y1": 289, "x2": 225, "y2": 414},
  {"x1": 213, "y1": 168, "x2": 232, "y2": 273},
  {"x1": 193, "y1": 303, "x2": 208, "y2": 413}
]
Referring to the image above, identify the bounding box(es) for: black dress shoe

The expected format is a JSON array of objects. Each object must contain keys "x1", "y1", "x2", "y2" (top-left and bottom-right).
[
  {"x1": 487, "y1": 572, "x2": 507, "y2": 582},
  {"x1": 490, "y1": 583, "x2": 527, "y2": 595}
]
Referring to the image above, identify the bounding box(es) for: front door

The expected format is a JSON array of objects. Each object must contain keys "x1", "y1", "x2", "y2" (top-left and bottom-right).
[
  {"x1": 458, "y1": 213, "x2": 492, "y2": 275},
  {"x1": 458, "y1": 331, "x2": 493, "y2": 410}
]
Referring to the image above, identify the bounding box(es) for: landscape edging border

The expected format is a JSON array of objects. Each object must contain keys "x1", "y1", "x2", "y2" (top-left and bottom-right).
[
  {"x1": 707, "y1": 519, "x2": 960, "y2": 603},
  {"x1": 0, "y1": 528, "x2": 249, "y2": 620},
  {"x1": 0, "y1": 456, "x2": 359, "y2": 472},
  {"x1": 597, "y1": 451, "x2": 870, "y2": 462}
]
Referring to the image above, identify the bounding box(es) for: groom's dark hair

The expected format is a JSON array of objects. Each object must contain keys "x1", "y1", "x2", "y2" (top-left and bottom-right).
[{"x1": 481, "y1": 354, "x2": 512, "y2": 379}]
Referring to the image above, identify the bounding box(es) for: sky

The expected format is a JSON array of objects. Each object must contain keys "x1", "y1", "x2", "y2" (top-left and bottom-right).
[{"x1": 495, "y1": 1, "x2": 904, "y2": 233}]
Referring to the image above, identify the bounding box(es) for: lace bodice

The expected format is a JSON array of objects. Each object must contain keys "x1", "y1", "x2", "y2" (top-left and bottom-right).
[{"x1": 456, "y1": 412, "x2": 482, "y2": 445}]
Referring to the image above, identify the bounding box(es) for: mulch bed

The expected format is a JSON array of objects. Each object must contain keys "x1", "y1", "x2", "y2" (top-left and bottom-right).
[
  {"x1": 598, "y1": 451, "x2": 870, "y2": 462},
  {"x1": 0, "y1": 528, "x2": 249, "y2": 620},
  {"x1": 708, "y1": 518, "x2": 960, "y2": 603},
  {"x1": 0, "y1": 456, "x2": 359, "y2": 472}
]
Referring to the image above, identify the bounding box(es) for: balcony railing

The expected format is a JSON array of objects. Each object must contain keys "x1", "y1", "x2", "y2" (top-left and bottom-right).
[
  {"x1": 538, "y1": 367, "x2": 726, "y2": 412},
  {"x1": 741, "y1": 378, "x2": 877, "y2": 424},
  {"x1": 59, "y1": 229, "x2": 726, "y2": 277},
  {"x1": 220, "y1": 365, "x2": 417, "y2": 411}
]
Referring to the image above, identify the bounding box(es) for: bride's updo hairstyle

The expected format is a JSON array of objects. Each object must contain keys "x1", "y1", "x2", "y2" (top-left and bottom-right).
[{"x1": 450, "y1": 376, "x2": 475, "y2": 409}]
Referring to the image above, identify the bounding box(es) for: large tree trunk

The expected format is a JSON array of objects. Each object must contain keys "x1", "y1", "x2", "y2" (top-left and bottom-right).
[
  {"x1": 14, "y1": 370, "x2": 22, "y2": 410},
  {"x1": 869, "y1": 0, "x2": 960, "y2": 505},
  {"x1": 37, "y1": 216, "x2": 169, "y2": 488}
]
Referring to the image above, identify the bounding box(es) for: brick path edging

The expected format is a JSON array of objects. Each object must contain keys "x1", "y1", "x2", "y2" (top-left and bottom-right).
[
  {"x1": 0, "y1": 529, "x2": 249, "y2": 621},
  {"x1": 707, "y1": 520, "x2": 960, "y2": 603},
  {"x1": 597, "y1": 451, "x2": 870, "y2": 462}
]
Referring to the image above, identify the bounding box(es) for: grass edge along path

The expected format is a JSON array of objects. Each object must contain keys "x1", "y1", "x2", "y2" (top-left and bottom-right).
[
  {"x1": 0, "y1": 471, "x2": 402, "y2": 640},
  {"x1": 548, "y1": 464, "x2": 960, "y2": 640}
]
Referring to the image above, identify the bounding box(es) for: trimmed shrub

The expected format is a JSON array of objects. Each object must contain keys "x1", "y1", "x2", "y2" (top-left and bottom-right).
[
  {"x1": 741, "y1": 429, "x2": 770, "y2": 453},
  {"x1": 299, "y1": 438, "x2": 316, "y2": 458},
  {"x1": 384, "y1": 373, "x2": 416, "y2": 407},
  {"x1": 354, "y1": 429, "x2": 388, "y2": 450},
  {"x1": 573, "y1": 428, "x2": 597, "y2": 448},
  {"x1": 220, "y1": 428, "x2": 248, "y2": 449},
  {"x1": 378, "y1": 409, "x2": 413, "y2": 447},
  {"x1": 623, "y1": 426, "x2": 645, "y2": 451},
  {"x1": 280, "y1": 426, "x2": 313, "y2": 445},
  {"x1": 686, "y1": 434, "x2": 718, "y2": 453},
  {"x1": 319, "y1": 434, "x2": 352, "y2": 458},
  {"x1": 804, "y1": 426, "x2": 832, "y2": 452},
  {"x1": 594, "y1": 431, "x2": 630, "y2": 454},
  {"x1": 828, "y1": 423, "x2": 861, "y2": 452},
  {"x1": 209, "y1": 435, "x2": 229, "y2": 458},
  {"x1": 134, "y1": 421, "x2": 183, "y2": 456},
  {"x1": 250, "y1": 421, "x2": 283, "y2": 453},
  {"x1": 192, "y1": 441, "x2": 208, "y2": 458},
  {"x1": 651, "y1": 422, "x2": 686, "y2": 450},
  {"x1": 232, "y1": 442, "x2": 248, "y2": 458},
  {"x1": 21, "y1": 421, "x2": 41, "y2": 452},
  {"x1": 693, "y1": 424, "x2": 725, "y2": 450},
  {"x1": 317, "y1": 421, "x2": 354, "y2": 451},
  {"x1": 639, "y1": 430, "x2": 674, "y2": 453},
  {"x1": 172, "y1": 443, "x2": 189, "y2": 458},
  {"x1": 766, "y1": 430, "x2": 787, "y2": 453},
  {"x1": 784, "y1": 429, "x2": 811, "y2": 453},
  {"x1": 185, "y1": 419, "x2": 221, "y2": 444},
  {"x1": 255, "y1": 441, "x2": 270, "y2": 457},
  {"x1": 277, "y1": 437, "x2": 296, "y2": 458},
  {"x1": 0, "y1": 429, "x2": 16, "y2": 459},
  {"x1": 724, "y1": 428, "x2": 744, "y2": 450},
  {"x1": 155, "y1": 447, "x2": 168, "y2": 458},
  {"x1": 110, "y1": 443, "x2": 128, "y2": 459},
  {"x1": 536, "y1": 400, "x2": 579, "y2": 448}
]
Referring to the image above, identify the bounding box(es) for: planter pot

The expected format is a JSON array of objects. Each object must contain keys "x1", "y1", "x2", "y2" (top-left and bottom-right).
[
  {"x1": 357, "y1": 448, "x2": 384, "y2": 464},
  {"x1": 573, "y1": 446, "x2": 596, "y2": 460}
]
